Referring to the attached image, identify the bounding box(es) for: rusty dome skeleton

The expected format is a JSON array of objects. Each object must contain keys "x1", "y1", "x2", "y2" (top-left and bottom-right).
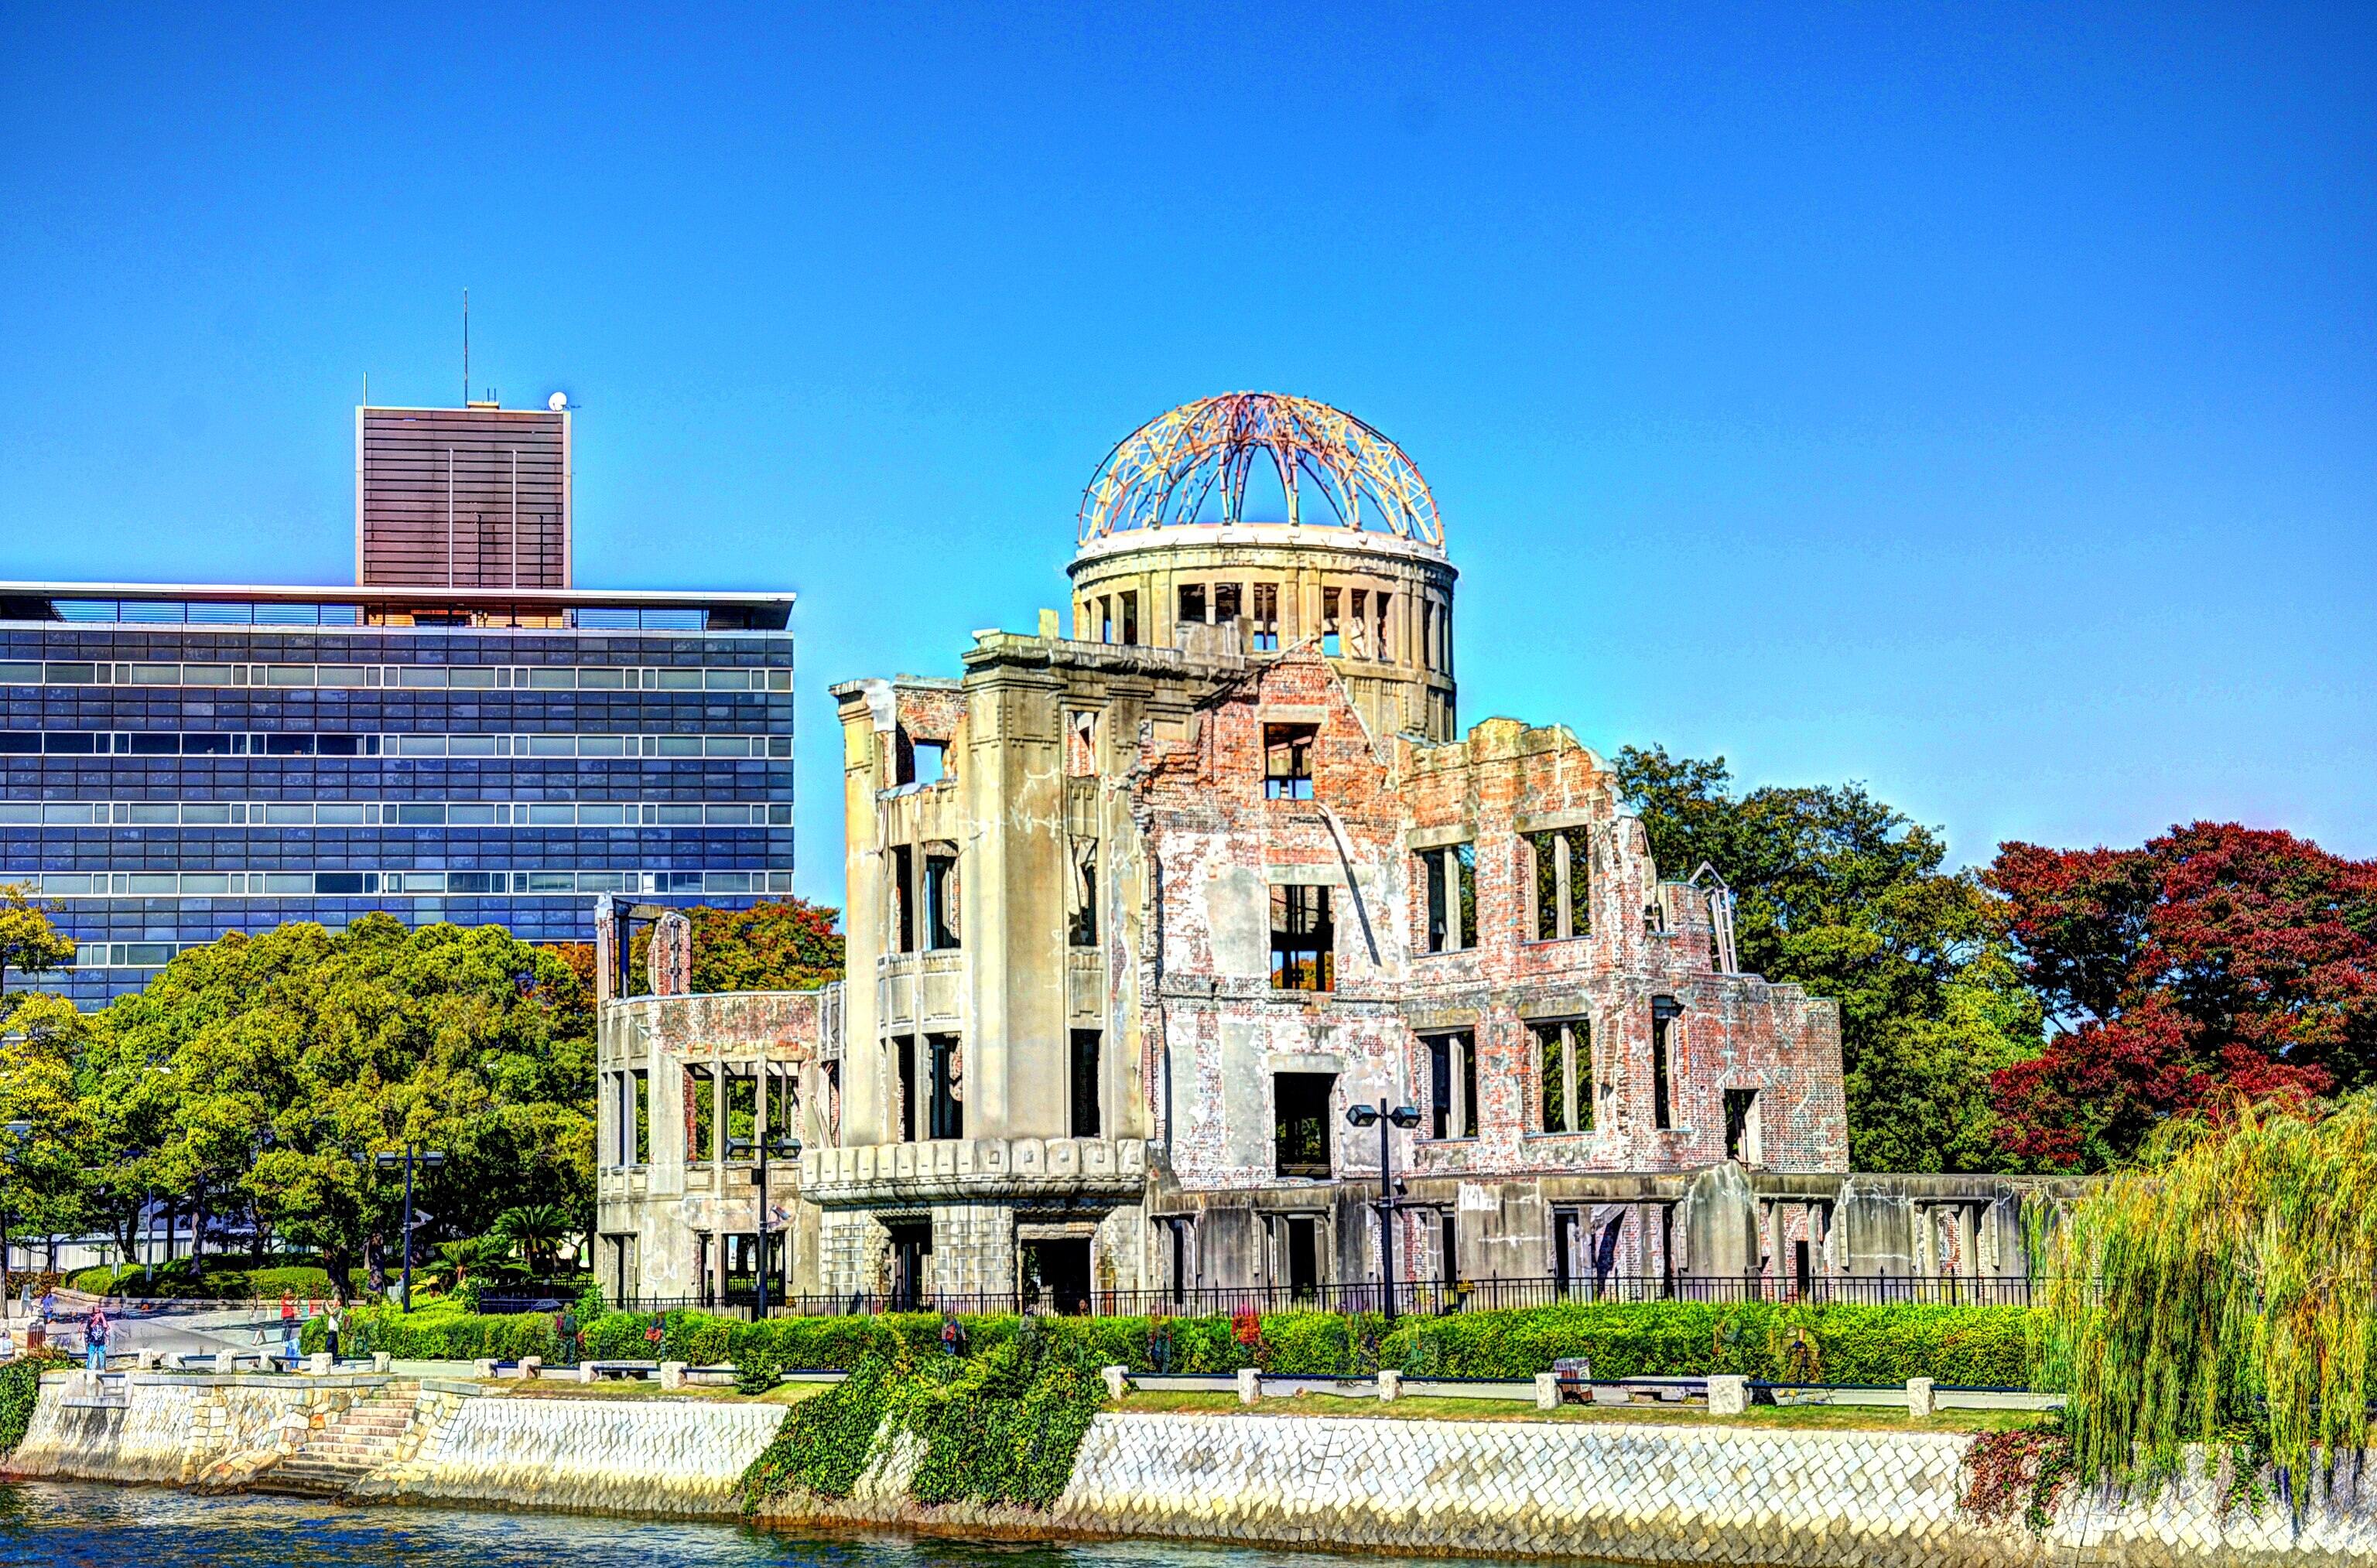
[{"x1": 1076, "y1": 391, "x2": 1445, "y2": 549}]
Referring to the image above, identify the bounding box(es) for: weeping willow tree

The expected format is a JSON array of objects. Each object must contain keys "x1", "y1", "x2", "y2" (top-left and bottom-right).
[{"x1": 2040, "y1": 1092, "x2": 2377, "y2": 1497}]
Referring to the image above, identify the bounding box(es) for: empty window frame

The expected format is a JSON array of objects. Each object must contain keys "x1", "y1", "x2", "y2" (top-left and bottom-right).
[
  {"x1": 1439, "y1": 1211, "x2": 1460, "y2": 1287},
  {"x1": 1651, "y1": 996, "x2": 1682, "y2": 1131},
  {"x1": 1264, "y1": 723, "x2": 1315, "y2": 800},
  {"x1": 1426, "y1": 1032, "x2": 1479, "y2": 1140},
  {"x1": 927, "y1": 1033, "x2": 963, "y2": 1140},
  {"x1": 1213, "y1": 582, "x2": 1242, "y2": 623},
  {"x1": 1178, "y1": 582, "x2": 1208, "y2": 625},
  {"x1": 1535, "y1": 1019, "x2": 1592, "y2": 1133},
  {"x1": 894, "y1": 726, "x2": 947, "y2": 787},
  {"x1": 893, "y1": 1035, "x2": 918, "y2": 1143},
  {"x1": 1421, "y1": 844, "x2": 1477, "y2": 953},
  {"x1": 1420, "y1": 602, "x2": 1436, "y2": 671},
  {"x1": 629, "y1": 1068, "x2": 651, "y2": 1164},
  {"x1": 1274, "y1": 1071, "x2": 1335, "y2": 1178},
  {"x1": 1529, "y1": 826, "x2": 1593, "y2": 941},
  {"x1": 1119, "y1": 591, "x2": 1139, "y2": 645},
  {"x1": 1319, "y1": 587, "x2": 1342, "y2": 656},
  {"x1": 1069, "y1": 838, "x2": 1099, "y2": 947},
  {"x1": 1373, "y1": 592, "x2": 1392, "y2": 662},
  {"x1": 1250, "y1": 582, "x2": 1280, "y2": 651},
  {"x1": 1065, "y1": 709, "x2": 1098, "y2": 777},
  {"x1": 1723, "y1": 1088, "x2": 1760, "y2": 1165},
  {"x1": 923, "y1": 849, "x2": 960, "y2": 950},
  {"x1": 687, "y1": 1068, "x2": 717, "y2": 1163},
  {"x1": 1069, "y1": 1028, "x2": 1102, "y2": 1139},
  {"x1": 1270, "y1": 884, "x2": 1334, "y2": 991},
  {"x1": 889, "y1": 845, "x2": 916, "y2": 953}
]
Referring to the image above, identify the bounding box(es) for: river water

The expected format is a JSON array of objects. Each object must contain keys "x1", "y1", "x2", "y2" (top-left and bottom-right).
[{"x1": 0, "y1": 1482, "x2": 1608, "y2": 1568}]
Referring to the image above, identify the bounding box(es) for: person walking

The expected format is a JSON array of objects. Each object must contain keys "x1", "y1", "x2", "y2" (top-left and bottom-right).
[
  {"x1": 83, "y1": 1306, "x2": 108, "y2": 1373},
  {"x1": 323, "y1": 1302, "x2": 345, "y2": 1362}
]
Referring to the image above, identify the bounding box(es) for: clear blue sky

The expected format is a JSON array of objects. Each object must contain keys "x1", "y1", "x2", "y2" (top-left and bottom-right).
[{"x1": 3, "y1": 5, "x2": 2371, "y2": 908}]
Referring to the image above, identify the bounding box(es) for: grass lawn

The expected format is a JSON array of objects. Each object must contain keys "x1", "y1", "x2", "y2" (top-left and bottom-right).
[
  {"x1": 1113, "y1": 1388, "x2": 2048, "y2": 1433},
  {"x1": 486, "y1": 1376, "x2": 826, "y2": 1407}
]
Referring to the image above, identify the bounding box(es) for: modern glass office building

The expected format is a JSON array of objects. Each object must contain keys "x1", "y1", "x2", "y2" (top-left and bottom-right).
[{"x1": 0, "y1": 581, "x2": 795, "y2": 1005}]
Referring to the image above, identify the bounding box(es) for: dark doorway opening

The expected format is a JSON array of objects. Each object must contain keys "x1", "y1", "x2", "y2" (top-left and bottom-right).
[
  {"x1": 1793, "y1": 1238, "x2": 1812, "y2": 1300},
  {"x1": 1284, "y1": 1216, "x2": 1321, "y2": 1300},
  {"x1": 1021, "y1": 1238, "x2": 1091, "y2": 1315},
  {"x1": 887, "y1": 1221, "x2": 932, "y2": 1310}
]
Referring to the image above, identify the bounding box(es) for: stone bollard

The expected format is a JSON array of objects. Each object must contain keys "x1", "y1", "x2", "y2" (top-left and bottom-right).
[
  {"x1": 1707, "y1": 1375, "x2": 1749, "y2": 1416},
  {"x1": 307, "y1": 1352, "x2": 333, "y2": 1376},
  {"x1": 1101, "y1": 1365, "x2": 1128, "y2": 1401},
  {"x1": 578, "y1": 1361, "x2": 597, "y2": 1383},
  {"x1": 136, "y1": 1349, "x2": 162, "y2": 1370},
  {"x1": 213, "y1": 1351, "x2": 238, "y2": 1375},
  {"x1": 473, "y1": 1358, "x2": 498, "y2": 1381},
  {"x1": 1236, "y1": 1367, "x2": 1260, "y2": 1406},
  {"x1": 1378, "y1": 1369, "x2": 1403, "y2": 1403},
  {"x1": 371, "y1": 1352, "x2": 392, "y2": 1374},
  {"x1": 1534, "y1": 1372, "x2": 1559, "y2": 1411},
  {"x1": 658, "y1": 1361, "x2": 686, "y2": 1390},
  {"x1": 520, "y1": 1356, "x2": 542, "y2": 1380},
  {"x1": 1906, "y1": 1378, "x2": 1936, "y2": 1419}
]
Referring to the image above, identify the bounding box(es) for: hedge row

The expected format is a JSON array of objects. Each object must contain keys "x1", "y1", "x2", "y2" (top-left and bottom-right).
[
  {"x1": 327, "y1": 1300, "x2": 2036, "y2": 1387},
  {"x1": 70, "y1": 1262, "x2": 344, "y2": 1301}
]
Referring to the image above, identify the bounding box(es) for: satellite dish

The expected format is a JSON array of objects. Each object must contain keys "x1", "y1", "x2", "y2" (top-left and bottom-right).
[{"x1": 547, "y1": 391, "x2": 569, "y2": 412}]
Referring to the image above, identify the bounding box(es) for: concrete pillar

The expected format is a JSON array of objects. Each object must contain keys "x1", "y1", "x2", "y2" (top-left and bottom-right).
[
  {"x1": 1707, "y1": 1375, "x2": 1749, "y2": 1416},
  {"x1": 1534, "y1": 1373, "x2": 1559, "y2": 1411},
  {"x1": 473, "y1": 1358, "x2": 498, "y2": 1380},
  {"x1": 1101, "y1": 1365, "x2": 1127, "y2": 1400},
  {"x1": 659, "y1": 1361, "x2": 686, "y2": 1390},
  {"x1": 212, "y1": 1351, "x2": 236, "y2": 1375},
  {"x1": 1378, "y1": 1369, "x2": 1402, "y2": 1402},
  {"x1": 306, "y1": 1352, "x2": 333, "y2": 1375},
  {"x1": 1907, "y1": 1378, "x2": 1936, "y2": 1419},
  {"x1": 135, "y1": 1349, "x2": 162, "y2": 1370},
  {"x1": 520, "y1": 1356, "x2": 543, "y2": 1380},
  {"x1": 1236, "y1": 1367, "x2": 1260, "y2": 1406},
  {"x1": 371, "y1": 1352, "x2": 392, "y2": 1374}
]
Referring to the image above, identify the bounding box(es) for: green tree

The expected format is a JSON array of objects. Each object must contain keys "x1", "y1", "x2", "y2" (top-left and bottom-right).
[
  {"x1": 0, "y1": 992, "x2": 98, "y2": 1291},
  {"x1": 0, "y1": 885, "x2": 76, "y2": 998},
  {"x1": 546, "y1": 896, "x2": 845, "y2": 996},
  {"x1": 1615, "y1": 745, "x2": 2043, "y2": 1172},
  {"x1": 98, "y1": 914, "x2": 595, "y2": 1297}
]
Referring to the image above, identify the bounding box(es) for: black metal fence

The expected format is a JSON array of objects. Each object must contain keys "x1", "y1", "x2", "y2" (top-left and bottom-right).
[{"x1": 598, "y1": 1273, "x2": 2042, "y2": 1320}]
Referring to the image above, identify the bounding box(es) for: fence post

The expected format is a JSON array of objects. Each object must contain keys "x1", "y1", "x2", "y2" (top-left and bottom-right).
[{"x1": 1236, "y1": 1367, "x2": 1260, "y2": 1406}]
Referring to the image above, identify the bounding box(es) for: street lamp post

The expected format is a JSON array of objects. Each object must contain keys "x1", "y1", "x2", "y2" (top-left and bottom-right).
[
  {"x1": 727, "y1": 1131, "x2": 802, "y2": 1319},
  {"x1": 374, "y1": 1144, "x2": 447, "y2": 1312},
  {"x1": 1345, "y1": 1100, "x2": 1423, "y2": 1320}
]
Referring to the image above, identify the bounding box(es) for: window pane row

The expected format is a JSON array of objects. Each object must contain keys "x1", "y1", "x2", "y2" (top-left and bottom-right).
[
  {"x1": 24, "y1": 867, "x2": 798, "y2": 898},
  {"x1": 0, "y1": 732, "x2": 791, "y2": 759},
  {"x1": 0, "y1": 799, "x2": 792, "y2": 827},
  {"x1": 0, "y1": 661, "x2": 790, "y2": 692}
]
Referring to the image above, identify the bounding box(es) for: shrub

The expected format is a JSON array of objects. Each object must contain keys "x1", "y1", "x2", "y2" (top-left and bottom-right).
[
  {"x1": 0, "y1": 1352, "x2": 72, "y2": 1455},
  {"x1": 899, "y1": 1320, "x2": 1106, "y2": 1508}
]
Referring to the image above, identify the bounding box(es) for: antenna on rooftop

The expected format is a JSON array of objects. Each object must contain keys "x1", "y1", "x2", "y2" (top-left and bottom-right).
[{"x1": 462, "y1": 288, "x2": 470, "y2": 408}]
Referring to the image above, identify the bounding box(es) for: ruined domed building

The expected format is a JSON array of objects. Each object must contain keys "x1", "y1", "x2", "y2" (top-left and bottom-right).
[{"x1": 593, "y1": 394, "x2": 2069, "y2": 1312}]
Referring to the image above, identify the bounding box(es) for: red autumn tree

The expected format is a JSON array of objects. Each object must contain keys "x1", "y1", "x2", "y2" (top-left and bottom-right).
[{"x1": 1985, "y1": 822, "x2": 2377, "y2": 1168}]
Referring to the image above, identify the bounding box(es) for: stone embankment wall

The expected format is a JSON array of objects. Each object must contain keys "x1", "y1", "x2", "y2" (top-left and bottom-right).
[
  {"x1": 16, "y1": 1372, "x2": 2377, "y2": 1565},
  {"x1": 368, "y1": 1389, "x2": 783, "y2": 1515},
  {"x1": 9, "y1": 1372, "x2": 390, "y2": 1487}
]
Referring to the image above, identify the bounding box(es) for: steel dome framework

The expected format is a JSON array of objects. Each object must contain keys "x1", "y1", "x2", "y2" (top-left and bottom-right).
[{"x1": 1076, "y1": 392, "x2": 1444, "y2": 549}]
